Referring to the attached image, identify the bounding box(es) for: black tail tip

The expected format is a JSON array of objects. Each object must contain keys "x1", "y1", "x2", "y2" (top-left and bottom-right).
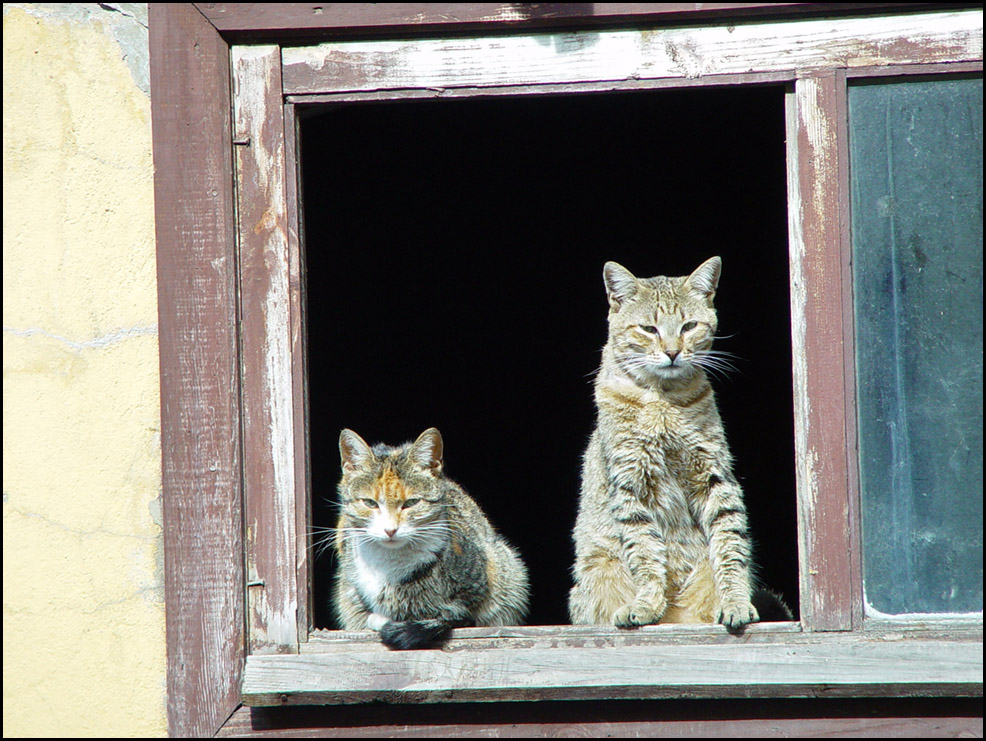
[
  {"x1": 379, "y1": 619, "x2": 452, "y2": 650},
  {"x1": 753, "y1": 588, "x2": 794, "y2": 622}
]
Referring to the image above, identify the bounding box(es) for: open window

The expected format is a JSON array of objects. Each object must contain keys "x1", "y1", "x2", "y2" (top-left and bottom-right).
[
  {"x1": 150, "y1": 4, "x2": 982, "y2": 735},
  {"x1": 303, "y1": 85, "x2": 799, "y2": 629}
]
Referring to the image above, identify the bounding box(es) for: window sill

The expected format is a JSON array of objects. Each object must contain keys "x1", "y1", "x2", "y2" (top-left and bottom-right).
[{"x1": 241, "y1": 623, "x2": 982, "y2": 706}]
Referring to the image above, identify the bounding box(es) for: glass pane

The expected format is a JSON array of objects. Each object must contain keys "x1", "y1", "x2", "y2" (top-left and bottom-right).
[{"x1": 849, "y1": 77, "x2": 983, "y2": 616}]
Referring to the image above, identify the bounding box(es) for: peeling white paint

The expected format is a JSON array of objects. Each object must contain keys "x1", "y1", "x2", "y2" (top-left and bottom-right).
[
  {"x1": 785, "y1": 85, "x2": 819, "y2": 618},
  {"x1": 233, "y1": 45, "x2": 299, "y2": 652},
  {"x1": 282, "y1": 10, "x2": 982, "y2": 93}
]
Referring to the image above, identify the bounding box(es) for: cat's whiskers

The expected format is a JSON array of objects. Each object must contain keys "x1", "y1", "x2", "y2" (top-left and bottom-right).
[
  {"x1": 691, "y1": 349, "x2": 742, "y2": 381},
  {"x1": 614, "y1": 347, "x2": 741, "y2": 384},
  {"x1": 401, "y1": 522, "x2": 455, "y2": 546},
  {"x1": 309, "y1": 524, "x2": 373, "y2": 557},
  {"x1": 326, "y1": 518, "x2": 456, "y2": 554},
  {"x1": 584, "y1": 360, "x2": 605, "y2": 381}
]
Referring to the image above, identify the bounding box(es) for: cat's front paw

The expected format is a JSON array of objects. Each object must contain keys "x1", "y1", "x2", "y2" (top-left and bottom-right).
[
  {"x1": 366, "y1": 612, "x2": 390, "y2": 631},
  {"x1": 717, "y1": 599, "x2": 759, "y2": 634},
  {"x1": 379, "y1": 619, "x2": 451, "y2": 650},
  {"x1": 613, "y1": 599, "x2": 666, "y2": 628}
]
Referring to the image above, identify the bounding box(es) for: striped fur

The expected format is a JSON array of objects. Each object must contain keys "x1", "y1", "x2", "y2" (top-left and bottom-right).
[
  {"x1": 333, "y1": 428, "x2": 529, "y2": 649},
  {"x1": 569, "y1": 258, "x2": 761, "y2": 632}
]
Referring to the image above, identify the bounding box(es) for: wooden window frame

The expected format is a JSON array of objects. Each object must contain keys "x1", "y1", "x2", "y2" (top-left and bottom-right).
[{"x1": 150, "y1": 4, "x2": 983, "y2": 736}]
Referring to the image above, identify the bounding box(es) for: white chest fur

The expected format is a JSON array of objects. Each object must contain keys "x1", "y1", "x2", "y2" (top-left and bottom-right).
[{"x1": 353, "y1": 540, "x2": 438, "y2": 608}]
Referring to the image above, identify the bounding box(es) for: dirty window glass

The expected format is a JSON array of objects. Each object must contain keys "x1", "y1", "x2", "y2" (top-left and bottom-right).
[{"x1": 849, "y1": 76, "x2": 983, "y2": 616}]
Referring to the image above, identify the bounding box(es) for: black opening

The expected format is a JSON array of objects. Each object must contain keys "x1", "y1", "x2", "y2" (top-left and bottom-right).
[{"x1": 302, "y1": 85, "x2": 798, "y2": 628}]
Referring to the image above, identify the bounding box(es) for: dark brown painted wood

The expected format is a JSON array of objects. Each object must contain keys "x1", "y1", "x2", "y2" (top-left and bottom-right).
[
  {"x1": 149, "y1": 3, "x2": 244, "y2": 737},
  {"x1": 233, "y1": 45, "x2": 301, "y2": 654},
  {"x1": 195, "y1": 3, "x2": 947, "y2": 37},
  {"x1": 284, "y1": 101, "x2": 312, "y2": 641},
  {"x1": 218, "y1": 697, "x2": 985, "y2": 738},
  {"x1": 846, "y1": 60, "x2": 983, "y2": 77},
  {"x1": 283, "y1": 72, "x2": 799, "y2": 108},
  {"x1": 282, "y1": 60, "x2": 984, "y2": 107},
  {"x1": 790, "y1": 71, "x2": 855, "y2": 631},
  {"x1": 835, "y1": 67, "x2": 866, "y2": 631}
]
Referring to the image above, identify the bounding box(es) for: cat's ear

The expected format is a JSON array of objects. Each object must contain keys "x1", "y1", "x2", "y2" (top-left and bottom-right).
[
  {"x1": 410, "y1": 427, "x2": 444, "y2": 472},
  {"x1": 603, "y1": 261, "x2": 639, "y2": 311},
  {"x1": 339, "y1": 429, "x2": 374, "y2": 473},
  {"x1": 687, "y1": 256, "x2": 722, "y2": 302}
]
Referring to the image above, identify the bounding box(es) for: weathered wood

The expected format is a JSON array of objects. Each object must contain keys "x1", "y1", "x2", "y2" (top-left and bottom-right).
[
  {"x1": 283, "y1": 70, "x2": 798, "y2": 106},
  {"x1": 300, "y1": 620, "x2": 985, "y2": 653},
  {"x1": 834, "y1": 67, "x2": 864, "y2": 631},
  {"x1": 281, "y1": 9, "x2": 983, "y2": 95},
  {"x1": 149, "y1": 3, "x2": 244, "y2": 737},
  {"x1": 304, "y1": 622, "x2": 804, "y2": 652},
  {"x1": 846, "y1": 59, "x2": 983, "y2": 77},
  {"x1": 786, "y1": 73, "x2": 856, "y2": 632},
  {"x1": 196, "y1": 3, "x2": 946, "y2": 36},
  {"x1": 283, "y1": 101, "x2": 311, "y2": 641},
  {"x1": 154, "y1": 3, "x2": 984, "y2": 736},
  {"x1": 233, "y1": 44, "x2": 301, "y2": 654},
  {"x1": 219, "y1": 699, "x2": 985, "y2": 738},
  {"x1": 284, "y1": 60, "x2": 985, "y2": 105},
  {"x1": 242, "y1": 633, "x2": 982, "y2": 705}
]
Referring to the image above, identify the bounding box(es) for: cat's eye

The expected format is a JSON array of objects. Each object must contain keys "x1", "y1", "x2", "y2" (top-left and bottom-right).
[
  {"x1": 360, "y1": 498, "x2": 379, "y2": 509},
  {"x1": 681, "y1": 321, "x2": 698, "y2": 333},
  {"x1": 402, "y1": 499, "x2": 421, "y2": 509},
  {"x1": 638, "y1": 325, "x2": 659, "y2": 335}
]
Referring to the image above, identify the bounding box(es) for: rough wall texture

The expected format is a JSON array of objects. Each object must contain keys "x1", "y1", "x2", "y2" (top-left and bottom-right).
[{"x1": 2, "y1": 3, "x2": 165, "y2": 736}]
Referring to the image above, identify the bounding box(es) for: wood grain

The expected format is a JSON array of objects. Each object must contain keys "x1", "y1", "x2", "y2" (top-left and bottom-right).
[
  {"x1": 282, "y1": 101, "x2": 312, "y2": 643},
  {"x1": 149, "y1": 3, "x2": 244, "y2": 736},
  {"x1": 196, "y1": 3, "x2": 944, "y2": 36},
  {"x1": 280, "y1": 10, "x2": 983, "y2": 95},
  {"x1": 786, "y1": 73, "x2": 856, "y2": 632},
  {"x1": 242, "y1": 631, "x2": 982, "y2": 705},
  {"x1": 219, "y1": 698, "x2": 984, "y2": 738},
  {"x1": 233, "y1": 44, "x2": 302, "y2": 654}
]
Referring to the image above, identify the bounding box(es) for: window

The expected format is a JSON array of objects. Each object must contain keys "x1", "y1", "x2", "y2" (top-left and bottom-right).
[
  {"x1": 302, "y1": 86, "x2": 798, "y2": 629},
  {"x1": 848, "y1": 76, "x2": 983, "y2": 617},
  {"x1": 150, "y1": 4, "x2": 983, "y2": 735}
]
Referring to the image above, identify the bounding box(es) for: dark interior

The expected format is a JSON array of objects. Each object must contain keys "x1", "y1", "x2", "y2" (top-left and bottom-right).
[{"x1": 301, "y1": 85, "x2": 798, "y2": 628}]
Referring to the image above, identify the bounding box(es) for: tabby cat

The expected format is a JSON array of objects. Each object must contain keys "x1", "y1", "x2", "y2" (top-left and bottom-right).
[
  {"x1": 569, "y1": 257, "x2": 788, "y2": 631},
  {"x1": 333, "y1": 427, "x2": 529, "y2": 649}
]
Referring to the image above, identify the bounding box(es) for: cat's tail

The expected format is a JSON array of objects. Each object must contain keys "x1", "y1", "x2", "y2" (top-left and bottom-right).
[
  {"x1": 752, "y1": 587, "x2": 794, "y2": 623},
  {"x1": 379, "y1": 618, "x2": 462, "y2": 650}
]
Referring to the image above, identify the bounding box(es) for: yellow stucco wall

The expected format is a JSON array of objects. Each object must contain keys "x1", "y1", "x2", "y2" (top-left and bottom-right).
[{"x1": 3, "y1": 3, "x2": 166, "y2": 736}]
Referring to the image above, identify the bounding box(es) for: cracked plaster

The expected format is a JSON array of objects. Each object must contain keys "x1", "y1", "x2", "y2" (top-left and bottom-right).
[{"x1": 3, "y1": 3, "x2": 165, "y2": 736}]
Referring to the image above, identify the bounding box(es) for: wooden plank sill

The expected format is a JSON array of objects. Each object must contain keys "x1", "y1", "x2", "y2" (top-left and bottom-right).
[{"x1": 242, "y1": 623, "x2": 982, "y2": 706}]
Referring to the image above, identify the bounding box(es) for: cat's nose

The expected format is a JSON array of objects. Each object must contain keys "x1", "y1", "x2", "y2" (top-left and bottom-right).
[
  {"x1": 666, "y1": 350, "x2": 680, "y2": 363},
  {"x1": 384, "y1": 528, "x2": 398, "y2": 538}
]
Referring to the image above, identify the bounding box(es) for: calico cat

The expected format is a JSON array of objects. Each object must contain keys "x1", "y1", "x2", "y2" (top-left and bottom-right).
[
  {"x1": 333, "y1": 427, "x2": 529, "y2": 649},
  {"x1": 569, "y1": 257, "x2": 789, "y2": 632}
]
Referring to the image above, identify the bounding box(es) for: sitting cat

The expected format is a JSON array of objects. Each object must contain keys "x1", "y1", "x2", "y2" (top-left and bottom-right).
[
  {"x1": 333, "y1": 427, "x2": 530, "y2": 649},
  {"x1": 569, "y1": 257, "x2": 790, "y2": 632}
]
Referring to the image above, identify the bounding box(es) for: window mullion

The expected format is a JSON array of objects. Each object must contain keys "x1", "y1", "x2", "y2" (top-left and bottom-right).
[{"x1": 786, "y1": 71, "x2": 857, "y2": 631}]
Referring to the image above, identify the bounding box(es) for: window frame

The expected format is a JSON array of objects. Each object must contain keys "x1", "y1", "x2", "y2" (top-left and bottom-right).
[{"x1": 150, "y1": 4, "x2": 983, "y2": 736}]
